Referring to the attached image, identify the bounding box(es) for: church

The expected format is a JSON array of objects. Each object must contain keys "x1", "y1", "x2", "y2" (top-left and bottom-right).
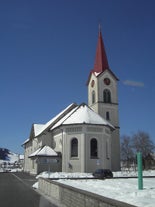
[{"x1": 23, "y1": 27, "x2": 120, "y2": 174}]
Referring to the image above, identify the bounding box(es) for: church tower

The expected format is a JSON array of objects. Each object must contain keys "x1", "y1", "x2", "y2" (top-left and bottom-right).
[{"x1": 87, "y1": 27, "x2": 120, "y2": 171}]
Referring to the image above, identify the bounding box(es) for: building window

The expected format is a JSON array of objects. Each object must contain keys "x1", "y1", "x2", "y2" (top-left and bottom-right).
[
  {"x1": 92, "y1": 90, "x2": 95, "y2": 104},
  {"x1": 103, "y1": 89, "x2": 111, "y2": 103},
  {"x1": 90, "y1": 138, "x2": 98, "y2": 158},
  {"x1": 71, "y1": 138, "x2": 78, "y2": 157},
  {"x1": 106, "y1": 111, "x2": 110, "y2": 120}
]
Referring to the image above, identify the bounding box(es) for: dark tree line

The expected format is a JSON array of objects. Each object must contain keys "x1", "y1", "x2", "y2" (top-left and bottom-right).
[
  {"x1": 0, "y1": 148, "x2": 10, "y2": 160},
  {"x1": 121, "y1": 131, "x2": 155, "y2": 170}
]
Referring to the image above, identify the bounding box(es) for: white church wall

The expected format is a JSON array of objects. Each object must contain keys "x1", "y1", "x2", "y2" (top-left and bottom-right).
[
  {"x1": 24, "y1": 123, "x2": 113, "y2": 174},
  {"x1": 85, "y1": 127, "x2": 112, "y2": 172},
  {"x1": 52, "y1": 129, "x2": 63, "y2": 153},
  {"x1": 64, "y1": 133, "x2": 82, "y2": 172},
  {"x1": 88, "y1": 74, "x2": 98, "y2": 109},
  {"x1": 29, "y1": 157, "x2": 38, "y2": 175},
  {"x1": 60, "y1": 124, "x2": 112, "y2": 173},
  {"x1": 111, "y1": 129, "x2": 120, "y2": 171},
  {"x1": 98, "y1": 104, "x2": 119, "y2": 127},
  {"x1": 39, "y1": 133, "x2": 52, "y2": 147},
  {"x1": 98, "y1": 71, "x2": 118, "y2": 103},
  {"x1": 24, "y1": 141, "x2": 33, "y2": 173}
]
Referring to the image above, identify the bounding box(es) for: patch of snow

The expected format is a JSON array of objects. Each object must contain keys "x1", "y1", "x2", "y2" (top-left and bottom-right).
[
  {"x1": 94, "y1": 72, "x2": 101, "y2": 76},
  {"x1": 35, "y1": 103, "x2": 77, "y2": 137},
  {"x1": 35, "y1": 170, "x2": 155, "y2": 207},
  {"x1": 29, "y1": 146, "x2": 57, "y2": 157},
  {"x1": 32, "y1": 182, "x2": 38, "y2": 189},
  {"x1": 113, "y1": 170, "x2": 155, "y2": 177},
  {"x1": 0, "y1": 149, "x2": 24, "y2": 173},
  {"x1": 57, "y1": 178, "x2": 155, "y2": 207},
  {"x1": 22, "y1": 138, "x2": 29, "y2": 145},
  {"x1": 36, "y1": 171, "x2": 93, "y2": 179},
  {"x1": 28, "y1": 148, "x2": 42, "y2": 157},
  {"x1": 19, "y1": 154, "x2": 24, "y2": 160},
  {"x1": 37, "y1": 146, "x2": 57, "y2": 157},
  {"x1": 10, "y1": 168, "x2": 23, "y2": 172},
  {"x1": 8, "y1": 152, "x2": 19, "y2": 163},
  {"x1": 52, "y1": 104, "x2": 114, "y2": 129},
  {"x1": 0, "y1": 152, "x2": 23, "y2": 164},
  {"x1": 34, "y1": 124, "x2": 44, "y2": 137}
]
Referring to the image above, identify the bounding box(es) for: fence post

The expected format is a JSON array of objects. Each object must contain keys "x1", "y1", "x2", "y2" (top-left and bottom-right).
[{"x1": 137, "y1": 152, "x2": 143, "y2": 190}]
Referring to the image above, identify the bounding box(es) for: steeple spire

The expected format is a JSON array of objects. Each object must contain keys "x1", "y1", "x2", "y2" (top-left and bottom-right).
[{"x1": 93, "y1": 26, "x2": 109, "y2": 73}]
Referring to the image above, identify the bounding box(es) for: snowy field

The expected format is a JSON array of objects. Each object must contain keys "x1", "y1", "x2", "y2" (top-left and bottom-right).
[{"x1": 34, "y1": 170, "x2": 155, "y2": 207}]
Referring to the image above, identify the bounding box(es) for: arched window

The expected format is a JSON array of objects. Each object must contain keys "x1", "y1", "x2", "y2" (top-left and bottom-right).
[
  {"x1": 103, "y1": 89, "x2": 111, "y2": 103},
  {"x1": 92, "y1": 90, "x2": 95, "y2": 104},
  {"x1": 71, "y1": 138, "x2": 78, "y2": 157},
  {"x1": 90, "y1": 138, "x2": 98, "y2": 158},
  {"x1": 106, "y1": 111, "x2": 110, "y2": 120}
]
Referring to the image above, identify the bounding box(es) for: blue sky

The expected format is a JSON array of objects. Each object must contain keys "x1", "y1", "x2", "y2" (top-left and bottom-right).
[{"x1": 0, "y1": 0, "x2": 155, "y2": 154}]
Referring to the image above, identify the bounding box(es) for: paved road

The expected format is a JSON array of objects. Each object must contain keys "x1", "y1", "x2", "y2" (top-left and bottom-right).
[{"x1": 0, "y1": 172, "x2": 58, "y2": 207}]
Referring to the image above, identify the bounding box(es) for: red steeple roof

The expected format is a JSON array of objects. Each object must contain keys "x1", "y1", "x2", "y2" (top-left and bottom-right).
[
  {"x1": 93, "y1": 27, "x2": 109, "y2": 73},
  {"x1": 86, "y1": 26, "x2": 119, "y2": 85}
]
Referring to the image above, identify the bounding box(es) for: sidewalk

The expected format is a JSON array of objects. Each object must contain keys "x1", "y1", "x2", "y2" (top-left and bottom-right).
[{"x1": 12, "y1": 171, "x2": 37, "y2": 187}]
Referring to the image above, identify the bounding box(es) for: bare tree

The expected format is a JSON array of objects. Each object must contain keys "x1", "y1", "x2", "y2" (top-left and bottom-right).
[
  {"x1": 132, "y1": 131, "x2": 155, "y2": 158},
  {"x1": 121, "y1": 131, "x2": 155, "y2": 170},
  {"x1": 121, "y1": 135, "x2": 134, "y2": 170},
  {"x1": 121, "y1": 135, "x2": 133, "y2": 160},
  {"x1": 131, "y1": 131, "x2": 155, "y2": 169}
]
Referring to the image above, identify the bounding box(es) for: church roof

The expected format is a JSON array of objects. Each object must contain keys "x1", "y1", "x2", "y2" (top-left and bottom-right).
[
  {"x1": 23, "y1": 103, "x2": 78, "y2": 144},
  {"x1": 87, "y1": 27, "x2": 118, "y2": 85},
  {"x1": 37, "y1": 146, "x2": 58, "y2": 157},
  {"x1": 28, "y1": 147, "x2": 42, "y2": 157},
  {"x1": 34, "y1": 124, "x2": 44, "y2": 136},
  {"x1": 23, "y1": 102, "x2": 114, "y2": 145},
  {"x1": 34, "y1": 103, "x2": 77, "y2": 137},
  {"x1": 51, "y1": 103, "x2": 114, "y2": 130},
  {"x1": 28, "y1": 146, "x2": 58, "y2": 157},
  {"x1": 93, "y1": 28, "x2": 109, "y2": 73}
]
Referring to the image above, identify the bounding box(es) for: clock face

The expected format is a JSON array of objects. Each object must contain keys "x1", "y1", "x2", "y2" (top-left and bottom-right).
[
  {"x1": 104, "y1": 78, "x2": 110, "y2": 85},
  {"x1": 91, "y1": 80, "x2": 95, "y2": 87}
]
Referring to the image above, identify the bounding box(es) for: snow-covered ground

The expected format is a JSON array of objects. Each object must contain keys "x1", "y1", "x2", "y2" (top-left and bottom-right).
[
  {"x1": 0, "y1": 153, "x2": 18, "y2": 164},
  {"x1": 0, "y1": 152, "x2": 24, "y2": 172},
  {"x1": 34, "y1": 170, "x2": 155, "y2": 207}
]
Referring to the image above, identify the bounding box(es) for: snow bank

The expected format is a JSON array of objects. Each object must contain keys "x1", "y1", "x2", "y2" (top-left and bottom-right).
[
  {"x1": 34, "y1": 170, "x2": 155, "y2": 207},
  {"x1": 57, "y1": 178, "x2": 155, "y2": 207},
  {"x1": 36, "y1": 170, "x2": 155, "y2": 179},
  {"x1": 36, "y1": 171, "x2": 93, "y2": 179}
]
